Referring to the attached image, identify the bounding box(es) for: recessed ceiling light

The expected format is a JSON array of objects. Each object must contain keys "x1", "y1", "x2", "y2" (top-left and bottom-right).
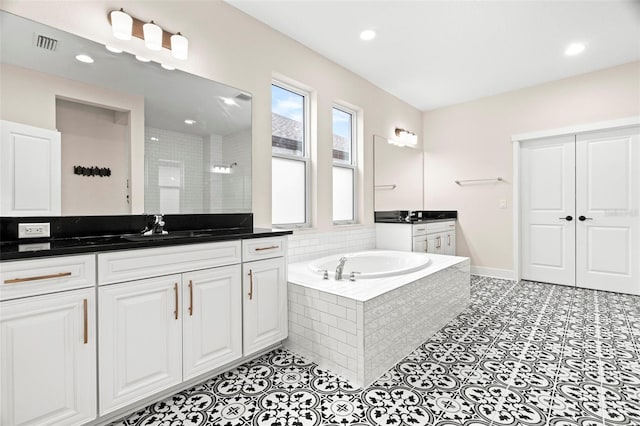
[
  {"x1": 184, "y1": 119, "x2": 196, "y2": 125},
  {"x1": 360, "y1": 29, "x2": 376, "y2": 41},
  {"x1": 565, "y1": 42, "x2": 586, "y2": 56},
  {"x1": 105, "y1": 45, "x2": 123, "y2": 53},
  {"x1": 75, "y1": 54, "x2": 94, "y2": 63},
  {"x1": 161, "y1": 63, "x2": 176, "y2": 71},
  {"x1": 135, "y1": 55, "x2": 150, "y2": 62}
]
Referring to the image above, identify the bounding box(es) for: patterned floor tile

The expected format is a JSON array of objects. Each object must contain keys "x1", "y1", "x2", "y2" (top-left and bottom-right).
[{"x1": 111, "y1": 276, "x2": 640, "y2": 426}]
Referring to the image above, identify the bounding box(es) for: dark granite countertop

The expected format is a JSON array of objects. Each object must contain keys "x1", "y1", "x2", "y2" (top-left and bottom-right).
[
  {"x1": 0, "y1": 227, "x2": 292, "y2": 261},
  {"x1": 375, "y1": 218, "x2": 457, "y2": 224},
  {"x1": 0, "y1": 214, "x2": 292, "y2": 261}
]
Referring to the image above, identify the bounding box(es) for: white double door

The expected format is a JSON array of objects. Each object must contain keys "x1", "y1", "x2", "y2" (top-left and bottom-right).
[{"x1": 521, "y1": 126, "x2": 639, "y2": 295}]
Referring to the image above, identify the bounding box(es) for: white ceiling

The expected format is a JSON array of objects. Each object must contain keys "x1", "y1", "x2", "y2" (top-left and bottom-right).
[{"x1": 226, "y1": 0, "x2": 640, "y2": 111}]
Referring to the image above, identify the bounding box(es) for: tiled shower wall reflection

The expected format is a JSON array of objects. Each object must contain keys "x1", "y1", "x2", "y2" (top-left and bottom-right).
[
  {"x1": 287, "y1": 228, "x2": 376, "y2": 263},
  {"x1": 145, "y1": 126, "x2": 251, "y2": 214}
]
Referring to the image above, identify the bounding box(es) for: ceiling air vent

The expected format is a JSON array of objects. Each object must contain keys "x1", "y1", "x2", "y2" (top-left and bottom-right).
[
  {"x1": 34, "y1": 34, "x2": 58, "y2": 51},
  {"x1": 235, "y1": 93, "x2": 252, "y2": 102}
]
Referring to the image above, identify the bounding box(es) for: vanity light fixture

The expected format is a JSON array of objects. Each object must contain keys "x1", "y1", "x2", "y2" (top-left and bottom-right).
[
  {"x1": 75, "y1": 54, "x2": 94, "y2": 63},
  {"x1": 150, "y1": 136, "x2": 159, "y2": 141},
  {"x1": 108, "y1": 9, "x2": 189, "y2": 60},
  {"x1": 161, "y1": 63, "x2": 176, "y2": 71},
  {"x1": 211, "y1": 162, "x2": 237, "y2": 174},
  {"x1": 143, "y1": 21, "x2": 163, "y2": 51},
  {"x1": 171, "y1": 32, "x2": 189, "y2": 60},
  {"x1": 184, "y1": 119, "x2": 197, "y2": 125},
  {"x1": 390, "y1": 128, "x2": 418, "y2": 147},
  {"x1": 135, "y1": 55, "x2": 150, "y2": 63},
  {"x1": 110, "y1": 8, "x2": 133, "y2": 40}
]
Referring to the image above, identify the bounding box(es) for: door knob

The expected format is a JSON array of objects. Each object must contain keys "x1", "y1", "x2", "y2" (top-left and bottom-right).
[
  {"x1": 559, "y1": 216, "x2": 573, "y2": 221},
  {"x1": 578, "y1": 216, "x2": 593, "y2": 221}
]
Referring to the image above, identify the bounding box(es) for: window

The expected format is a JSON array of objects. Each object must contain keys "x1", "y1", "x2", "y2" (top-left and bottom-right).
[
  {"x1": 332, "y1": 106, "x2": 356, "y2": 223},
  {"x1": 271, "y1": 82, "x2": 310, "y2": 227}
]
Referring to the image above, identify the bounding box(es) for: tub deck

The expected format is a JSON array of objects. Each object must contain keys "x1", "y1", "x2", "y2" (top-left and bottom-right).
[{"x1": 285, "y1": 252, "x2": 470, "y2": 388}]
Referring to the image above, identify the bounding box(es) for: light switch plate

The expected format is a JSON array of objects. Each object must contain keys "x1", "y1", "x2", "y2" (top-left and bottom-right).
[
  {"x1": 499, "y1": 199, "x2": 507, "y2": 209},
  {"x1": 18, "y1": 223, "x2": 51, "y2": 238}
]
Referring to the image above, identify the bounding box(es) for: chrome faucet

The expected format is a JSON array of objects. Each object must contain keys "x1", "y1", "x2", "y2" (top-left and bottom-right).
[
  {"x1": 143, "y1": 214, "x2": 168, "y2": 236},
  {"x1": 335, "y1": 256, "x2": 348, "y2": 281}
]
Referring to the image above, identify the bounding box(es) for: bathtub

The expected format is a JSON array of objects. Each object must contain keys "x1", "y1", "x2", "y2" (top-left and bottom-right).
[
  {"x1": 308, "y1": 250, "x2": 431, "y2": 279},
  {"x1": 286, "y1": 250, "x2": 471, "y2": 388}
]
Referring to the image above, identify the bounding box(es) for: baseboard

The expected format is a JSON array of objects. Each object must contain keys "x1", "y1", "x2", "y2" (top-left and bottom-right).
[{"x1": 470, "y1": 266, "x2": 515, "y2": 280}]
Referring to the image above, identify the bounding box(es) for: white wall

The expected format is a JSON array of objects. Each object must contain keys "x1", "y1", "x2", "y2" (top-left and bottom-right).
[
  {"x1": 423, "y1": 61, "x2": 640, "y2": 275},
  {"x1": 57, "y1": 99, "x2": 130, "y2": 215},
  {"x1": 374, "y1": 135, "x2": 423, "y2": 211},
  {"x1": 0, "y1": 1, "x2": 423, "y2": 230}
]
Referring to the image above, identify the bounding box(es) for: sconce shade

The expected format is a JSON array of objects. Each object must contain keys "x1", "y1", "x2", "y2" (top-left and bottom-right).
[
  {"x1": 392, "y1": 128, "x2": 418, "y2": 147},
  {"x1": 110, "y1": 9, "x2": 132, "y2": 40},
  {"x1": 171, "y1": 33, "x2": 189, "y2": 60},
  {"x1": 143, "y1": 21, "x2": 163, "y2": 51}
]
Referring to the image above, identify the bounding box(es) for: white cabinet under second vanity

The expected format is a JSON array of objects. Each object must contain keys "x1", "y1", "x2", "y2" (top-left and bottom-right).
[{"x1": 0, "y1": 235, "x2": 288, "y2": 426}]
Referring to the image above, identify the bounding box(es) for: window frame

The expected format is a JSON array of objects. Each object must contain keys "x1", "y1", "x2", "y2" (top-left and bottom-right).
[
  {"x1": 271, "y1": 80, "x2": 311, "y2": 228},
  {"x1": 332, "y1": 104, "x2": 357, "y2": 225}
]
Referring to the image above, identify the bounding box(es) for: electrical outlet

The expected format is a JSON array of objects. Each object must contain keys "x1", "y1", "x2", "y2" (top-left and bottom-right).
[{"x1": 18, "y1": 223, "x2": 50, "y2": 238}]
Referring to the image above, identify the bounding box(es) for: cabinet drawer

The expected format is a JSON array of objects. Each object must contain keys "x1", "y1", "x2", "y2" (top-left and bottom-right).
[
  {"x1": 425, "y1": 220, "x2": 456, "y2": 234},
  {"x1": 0, "y1": 254, "x2": 95, "y2": 301},
  {"x1": 412, "y1": 224, "x2": 428, "y2": 236},
  {"x1": 98, "y1": 241, "x2": 241, "y2": 285},
  {"x1": 242, "y1": 237, "x2": 287, "y2": 262}
]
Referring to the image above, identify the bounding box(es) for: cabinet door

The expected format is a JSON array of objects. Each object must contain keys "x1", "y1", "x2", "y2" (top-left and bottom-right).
[
  {"x1": 444, "y1": 231, "x2": 456, "y2": 255},
  {"x1": 427, "y1": 234, "x2": 445, "y2": 254},
  {"x1": 1, "y1": 288, "x2": 96, "y2": 426},
  {"x1": 99, "y1": 275, "x2": 182, "y2": 415},
  {"x1": 242, "y1": 257, "x2": 287, "y2": 356},
  {"x1": 0, "y1": 120, "x2": 61, "y2": 216},
  {"x1": 183, "y1": 265, "x2": 242, "y2": 380}
]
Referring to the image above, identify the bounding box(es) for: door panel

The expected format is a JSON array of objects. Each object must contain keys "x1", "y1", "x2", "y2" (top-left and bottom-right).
[
  {"x1": 521, "y1": 135, "x2": 575, "y2": 285},
  {"x1": 182, "y1": 265, "x2": 242, "y2": 380},
  {"x1": 576, "y1": 127, "x2": 639, "y2": 295}
]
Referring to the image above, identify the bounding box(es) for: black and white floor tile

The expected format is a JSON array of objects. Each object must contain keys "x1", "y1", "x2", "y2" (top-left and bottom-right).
[{"x1": 111, "y1": 276, "x2": 640, "y2": 426}]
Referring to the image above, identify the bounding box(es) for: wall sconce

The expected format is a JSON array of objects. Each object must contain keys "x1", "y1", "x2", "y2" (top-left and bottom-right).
[
  {"x1": 108, "y1": 9, "x2": 188, "y2": 60},
  {"x1": 211, "y1": 162, "x2": 238, "y2": 174},
  {"x1": 390, "y1": 128, "x2": 418, "y2": 147}
]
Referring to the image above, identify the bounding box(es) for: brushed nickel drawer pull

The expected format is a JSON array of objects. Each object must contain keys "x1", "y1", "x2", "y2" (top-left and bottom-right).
[
  {"x1": 188, "y1": 280, "x2": 193, "y2": 316},
  {"x1": 248, "y1": 270, "x2": 254, "y2": 300},
  {"x1": 83, "y1": 298, "x2": 88, "y2": 344},
  {"x1": 4, "y1": 271, "x2": 72, "y2": 284},
  {"x1": 174, "y1": 283, "x2": 179, "y2": 320},
  {"x1": 255, "y1": 245, "x2": 279, "y2": 251}
]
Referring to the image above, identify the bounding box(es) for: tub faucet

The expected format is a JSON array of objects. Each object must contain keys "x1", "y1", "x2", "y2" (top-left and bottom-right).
[{"x1": 335, "y1": 257, "x2": 348, "y2": 281}]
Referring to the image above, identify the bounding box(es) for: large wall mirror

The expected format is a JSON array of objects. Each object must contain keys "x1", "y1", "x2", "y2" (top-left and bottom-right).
[
  {"x1": 0, "y1": 11, "x2": 251, "y2": 216},
  {"x1": 373, "y1": 135, "x2": 424, "y2": 211}
]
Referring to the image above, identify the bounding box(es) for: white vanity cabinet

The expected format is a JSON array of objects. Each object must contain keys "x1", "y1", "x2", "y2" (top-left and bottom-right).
[
  {"x1": 0, "y1": 256, "x2": 96, "y2": 426},
  {"x1": 242, "y1": 237, "x2": 288, "y2": 356},
  {"x1": 376, "y1": 220, "x2": 456, "y2": 255},
  {"x1": 97, "y1": 241, "x2": 243, "y2": 416},
  {"x1": 425, "y1": 221, "x2": 456, "y2": 255}
]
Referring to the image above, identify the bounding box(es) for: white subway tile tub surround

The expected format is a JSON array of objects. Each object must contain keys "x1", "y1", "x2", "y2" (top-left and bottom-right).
[
  {"x1": 285, "y1": 253, "x2": 470, "y2": 387},
  {"x1": 286, "y1": 228, "x2": 376, "y2": 264}
]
